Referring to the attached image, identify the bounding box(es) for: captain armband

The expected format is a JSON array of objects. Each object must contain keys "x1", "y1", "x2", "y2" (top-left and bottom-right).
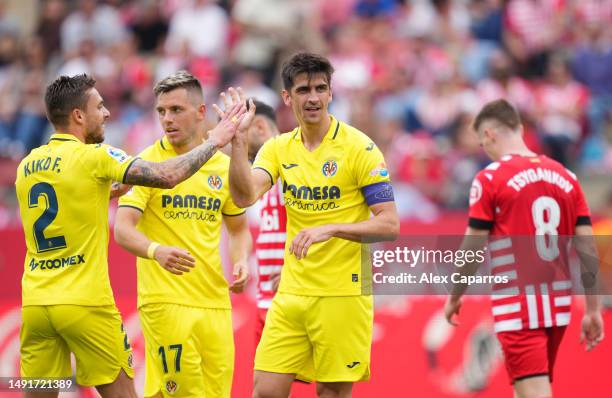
[{"x1": 362, "y1": 182, "x2": 395, "y2": 206}]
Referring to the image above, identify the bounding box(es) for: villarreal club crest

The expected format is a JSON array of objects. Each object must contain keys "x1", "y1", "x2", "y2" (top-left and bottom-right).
[
  {"x1": 208, "y1": 175, "x2": 222, "y2": 190},
  {"x1": 322, "y1": 160, "x2": 338, "y2": 177}
]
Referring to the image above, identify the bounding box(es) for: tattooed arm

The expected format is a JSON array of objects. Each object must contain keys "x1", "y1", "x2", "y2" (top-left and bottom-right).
[
  {"x1": 124, "y1": 96, "x2": 247, "y2": 188},
  {"x1": 124, "y1": 140, "x2": 218, "y2": 188}
]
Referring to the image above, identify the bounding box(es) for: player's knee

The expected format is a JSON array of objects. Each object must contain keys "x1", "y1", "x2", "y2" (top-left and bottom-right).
[
  {"x1": 518, "y1": 393, "x2": 552, "y2": 398},
  {"x1": 517, "y1": 394, "x2": 552, "y2": 398},
  {"x1": 316, "y1": 382, "x2": 352, "y2": 398},
  {"x1": 253, "y1": 379, "x2": 289, "y2": 398},
  {"x1": 514, "y1": 377, "x2": 552, "y2": 398},
  {"x1": 97, "y1": 389, "x2": 136, "y2": 398},
  {"x1": 253, "y1": 371, "x2": 293, "y2": 398},
  {"x1": 317, "y1": 390, "x2": 341, "y2": 398}
]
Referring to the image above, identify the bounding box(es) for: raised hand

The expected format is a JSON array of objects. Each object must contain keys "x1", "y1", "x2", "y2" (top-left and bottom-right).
[
  {"x1": 208, "y1": 87, "x2": 248, "y2": 148},
  {"x1": 212, "y1": 87, "x2": 256, "y2": 143}
]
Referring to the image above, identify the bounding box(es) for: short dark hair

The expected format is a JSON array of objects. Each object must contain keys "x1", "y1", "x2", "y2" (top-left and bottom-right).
[
  {"x1": 281, "y1": 52, "x2": 334, "y2": 91},
  {"x1": 250, "y1": 99, "x2": 276, "y2": 125},
  {"x1": 44, "y1": 74, "x2": 96, "y2": 127},
  {"x1": 473, "y1": 99, "x2": 521, "y2": 131},
  {"x1": 153, "y1": 70, "x2": 203, "y2": 99}
]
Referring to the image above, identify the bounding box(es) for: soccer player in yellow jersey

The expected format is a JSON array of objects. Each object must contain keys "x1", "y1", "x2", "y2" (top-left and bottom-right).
[
  {"x1": 15, "y1": 74, "x2": 244, "y2": 398},
  {"x1": 114, "y1": 71, "x2": 253, "y2": 398},
  {"x1": 226, "y1": 53, "x2": 400, "y2": 398}
]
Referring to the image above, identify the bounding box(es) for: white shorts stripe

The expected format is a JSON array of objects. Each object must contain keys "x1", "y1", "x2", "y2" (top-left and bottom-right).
[
  {"x1": 556, "y1": 312, "x2": 571, "y2": 326},
  {"x1": 554, "y1": 296, "x2": 571, "y2": 307},
  {"x1": 260, "y1": 281, "x2": 274, "y2": 291},
  {"x1": 492, "y1": 302, "x2": 521, "y2": 316},
  {"x1": 489, "y1": 238, "x2": 512, "y2": 252},
  {"x1": 491, "y1": 254, "x2": 515, "y2": 269},
  {"x1": 256, "y1": 232, "x2": 287, "y2": 244},
  {"x1": 256, "y1": 249, "x2": 285, "y2": 260},
  {"x1": 494, "y1": 318, "x2": 522, "y2": 333},
  {"x1": 525, "y1": 285, "x2": 539, "y2": 329},
  {"x1": 541, "y1": 283, "x2": 552, "y2": 328}
]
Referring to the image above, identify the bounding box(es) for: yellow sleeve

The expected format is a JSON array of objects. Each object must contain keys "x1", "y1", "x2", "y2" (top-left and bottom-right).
[
  {"x1": 88, "y1": 144, "x2": 137, "y2": 183},
  {"x1": 117, "y1": 185, "x2": 152, "y2": 212},
  {"x1": 353, "y1": 141, "x2": 391, "y2": 188},
  {"x1": 222, "y1": 192, "x2": 245, "y2": 216},
  {"x1": 252, "y1": 137, "x2": 279, "y2": 187}
]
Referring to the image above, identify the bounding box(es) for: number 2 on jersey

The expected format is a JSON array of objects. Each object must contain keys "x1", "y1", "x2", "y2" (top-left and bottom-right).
[
  {"x1": 28, "y1": 182, "x2": 67, "y2": 253},
  {"x1": 531, "y1": 196, "x2": 560, "y2": 261}
]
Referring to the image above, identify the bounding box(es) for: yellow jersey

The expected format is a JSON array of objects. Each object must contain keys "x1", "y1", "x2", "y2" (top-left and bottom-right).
[
  {"x1": 15, "y1": 133, "x2": 136, "y2": 306},
  {"x1": 253, "y1": 116, "x2": 392, "y2": 296},
  {"x1": 118, "y1": 136, "x2": 244, "y2": 309}
]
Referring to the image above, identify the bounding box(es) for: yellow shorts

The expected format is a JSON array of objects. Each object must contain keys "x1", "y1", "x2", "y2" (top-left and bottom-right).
[
  {"x1": 255, "y1": 293, "x2": 373, "y2": 383},
  {"x1": 139, "y1": 303, "x2": 234, "y2": 398},
  {"x1": 20, "y1": 305, "x2": 134, "y2": 386}
]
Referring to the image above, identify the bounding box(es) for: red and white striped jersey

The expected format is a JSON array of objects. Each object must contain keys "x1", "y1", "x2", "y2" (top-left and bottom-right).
[
  {"x1": 255, "y1": 181, "x2": 287, "y2": 309},
  {"x1": 468, "y1": 154, "x2": 591, "y2": 332}
]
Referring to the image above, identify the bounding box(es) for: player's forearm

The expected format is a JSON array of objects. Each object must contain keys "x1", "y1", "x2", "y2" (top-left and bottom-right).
[
  {"x1": 229, "y1": 139, "x2": 257, "y2": 207},
  {"x1": 449, "y1": 261, "x2": 481, "y2": 300},
  {"x1": 114, "y1": 221, "x2": 154, "y2": 259},
  {"x1": 576, "y1": 246, "x2": 600, "y2": 296},
  {"x1": 228, "y1": 225, "x2": 252, "y2": 264},
  {"x1": 585, "y1": 294, "x2": 601, "y2": 314},
  {"x1": 574, "y1": 226, "x2": 602, "y2": 311},
  {"x1": 450, "y1": 232, "x2": 489, "y2": 299},
  {"x1": 330, "y1": 213, "x2": 399, "y2": 243},
  {"x1": 124, "y1": 139, "x2": 219, "y2": 189}
]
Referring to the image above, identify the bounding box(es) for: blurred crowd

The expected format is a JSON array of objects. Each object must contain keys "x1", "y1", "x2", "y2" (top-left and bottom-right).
[{"x1": 0, "y1": 0, "x2": 611, "y2": 226}]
